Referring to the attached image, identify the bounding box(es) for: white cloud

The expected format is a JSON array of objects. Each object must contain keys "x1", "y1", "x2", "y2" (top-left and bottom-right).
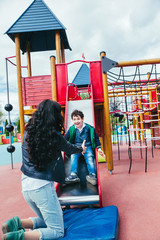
[{"x1": 1, "y1": 0, "x2": 160, "y2": 119}]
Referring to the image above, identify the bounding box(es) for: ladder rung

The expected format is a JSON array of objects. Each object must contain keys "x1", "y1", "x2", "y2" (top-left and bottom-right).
[
  {"x1": 130, "y1": 140, "x2": 145, "y2": 143},
  {"x1": 143, "y1": 119, "x2": 160, "y2": 123},
  {"x1": 125, "y1": 95, "x2": 143, "y2": 97},
  {"x1": 131, "y1": 139, "x2": 141, "y2": 142},
  {"x1": 146, "y1": 137, "x2": 160, "y2": 140},
  {"x1": 147, "y1": 107, "x2": 157, "y2": 111},
  {"x1": 127, "y1": 112, "x2": 144, "y2": 115},
  {"x1": 128, "y1": 128, "x2": 146, "y2": 132},
  {"x1": 142, "y1": 102, "x2": 160, "y2": 105},
  {"x1": 129, "y1": 146, "x2": 148, "y2": 149},
  {"x1": 148, "y1": 114, "x2": 159, "y2": 117}
]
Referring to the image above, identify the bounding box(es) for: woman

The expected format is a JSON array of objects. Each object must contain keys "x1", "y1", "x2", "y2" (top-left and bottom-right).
[{"x1": 2, "y1": 99, "x2": 86, "y2": 240}]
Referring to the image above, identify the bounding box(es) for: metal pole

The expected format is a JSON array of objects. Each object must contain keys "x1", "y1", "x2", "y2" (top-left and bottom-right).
[
  {"x1": 50, "y1": 56, "x2": 57, "y2": 101},
  {"x1": 5, "y1": 59, "x2": 14, "y2": 169},
  {"x1": 100, "y1": 51, "x2": 113, "y2": 173}
]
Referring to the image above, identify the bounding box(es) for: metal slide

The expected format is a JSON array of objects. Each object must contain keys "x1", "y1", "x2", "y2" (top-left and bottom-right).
[{"x1": 57, "y1": 98, "x2": 101, "y2": 207}]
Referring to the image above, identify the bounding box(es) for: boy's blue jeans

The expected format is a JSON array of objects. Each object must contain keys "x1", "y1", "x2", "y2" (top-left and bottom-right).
[
  {"x1": 70, "y1": 146, "x2": 96, "y2": 175},
  {"x1": 22, "y1": 183, "x2": 64, "y2": 240}
]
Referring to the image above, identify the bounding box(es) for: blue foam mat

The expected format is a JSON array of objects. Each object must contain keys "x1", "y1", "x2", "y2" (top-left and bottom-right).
[{"x1": 62, "y1": 205, "x2": 119, "y2": 240}]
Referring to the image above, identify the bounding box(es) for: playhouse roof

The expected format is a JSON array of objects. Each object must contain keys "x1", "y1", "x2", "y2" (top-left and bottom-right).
[
  {"x1": 5, "y1": 0, "x2": 71, "y2": 53},
  {"x1": 72, "y1": 63, "x2": 90, "y2": 87}
]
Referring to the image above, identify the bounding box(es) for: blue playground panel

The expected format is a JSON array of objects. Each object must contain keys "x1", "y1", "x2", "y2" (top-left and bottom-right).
[
  {"x1": 0, "y1": 142, "x2": 22, "y2": 166},
  {"x1": 6, "y1": 136, "x2": 14, "y2": 143},
  {"x1": 62, "y1": 205, "x2": 119, "y2": 240},
  {"x1": 0, "y1": 127, "x2": 3, "y2": 134}
]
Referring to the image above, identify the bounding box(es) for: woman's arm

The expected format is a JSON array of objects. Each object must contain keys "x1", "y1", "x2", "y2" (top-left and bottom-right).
[
  {"x1": 58, "y1": 133, "x2": 86, "y2": 155},
  {"x1": 64, "y1": 129, "x2": 70, "y2": 141},
  {"x1": 94, "y1": 129, "x2": 101, "y2": 148}
]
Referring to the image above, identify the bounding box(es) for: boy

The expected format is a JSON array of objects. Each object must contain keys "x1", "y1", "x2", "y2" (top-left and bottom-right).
[{"x1": 65, "y1": 109, "x2": 105, "y2": 185}]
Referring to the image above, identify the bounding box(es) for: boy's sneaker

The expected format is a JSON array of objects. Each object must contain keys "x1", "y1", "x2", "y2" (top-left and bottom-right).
[
  {"x1": 65, "y1": 173, "x2": 80, "y2": 184},
  {"x1": 86, "y1": 174, "x2": 97, "y2": 185}
]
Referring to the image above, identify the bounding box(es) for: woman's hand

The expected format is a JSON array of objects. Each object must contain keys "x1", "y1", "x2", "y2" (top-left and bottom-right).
[
  {"x1": 98, "y1": 148, "x2": 105, "y2": 158},
  {"x1": 82, "y1": 140, "x2": 87, "y2": 155}
]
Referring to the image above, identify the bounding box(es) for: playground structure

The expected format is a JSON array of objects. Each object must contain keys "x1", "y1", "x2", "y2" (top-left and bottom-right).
[
  {"x1": 7, "y1": 55, "x2": 112, "y2": 206},
  {"x1": 108, "y1": 59, "x2": 160, "y2": 173}
]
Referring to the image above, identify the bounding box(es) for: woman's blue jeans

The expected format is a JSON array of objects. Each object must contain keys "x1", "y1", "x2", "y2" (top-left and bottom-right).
[
  {"x1": 22, "y1": 183, "x2": 64, "y2": 240},
  {"x1": 70, "y1": 146, "x2": 95, "y2": 175}
]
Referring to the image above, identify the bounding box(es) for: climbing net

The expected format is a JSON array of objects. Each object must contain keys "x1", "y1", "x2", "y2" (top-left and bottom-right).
[
  {"x1": 108, "y1": 62, "x2": 160, "y2": 172},
  {"x1": 108, "y1": 63, "x2": 160, "y2": 114}
]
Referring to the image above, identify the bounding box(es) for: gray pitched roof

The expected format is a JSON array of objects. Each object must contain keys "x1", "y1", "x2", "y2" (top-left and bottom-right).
[
  {"x1": 72, "y1": 64, "x2": 90, "y2": 86},
  {"x1": 5, "y1": 0, "x2": 71, "y2": 53}
]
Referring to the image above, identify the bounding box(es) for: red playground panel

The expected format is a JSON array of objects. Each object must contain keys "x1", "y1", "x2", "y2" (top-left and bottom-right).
[
  {"x1": 22, "y1": 75, "x2": 52, "y2": 106},
  {"x1": 89, "y1": 61, "x2": 104, "y2": 103},
  {"x1": 68, "y1": 83, "x2": 81, "y2": 100},
  {"x1": 55, "y1": 64, "x2": 68, "y2": 105}
]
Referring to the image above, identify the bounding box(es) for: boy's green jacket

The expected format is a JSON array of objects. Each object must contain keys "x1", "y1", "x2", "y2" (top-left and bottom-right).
[{"x1": 66, "y1": 123, "x2": 101, "y2": 150}]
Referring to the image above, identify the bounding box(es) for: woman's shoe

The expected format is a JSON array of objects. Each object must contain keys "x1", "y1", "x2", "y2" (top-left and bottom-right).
[
  {"x1": 2, "y1": 216, "x2": 24, "y2": 234},
  {"x1": 2, "y1": 229, "x2": 24, "y2": 240}
]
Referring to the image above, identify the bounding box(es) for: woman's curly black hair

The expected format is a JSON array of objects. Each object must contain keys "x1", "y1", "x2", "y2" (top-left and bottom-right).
[{"x1": 25, "y1": 99, "x2": 64, "y2": 170}]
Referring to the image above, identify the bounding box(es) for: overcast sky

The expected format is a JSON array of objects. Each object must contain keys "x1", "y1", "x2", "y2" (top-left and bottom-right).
[{"x1": 1, "y1": 0, "x2": 160, "y2": 119}]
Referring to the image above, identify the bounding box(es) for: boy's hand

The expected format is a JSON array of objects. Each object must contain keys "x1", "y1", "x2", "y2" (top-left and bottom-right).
[
  {"x1": 82, "y1": 140, "x2": 87, "y2": 155},
  {"x1": 98, "y1": 148, "x2": 105, "y2": 158}
]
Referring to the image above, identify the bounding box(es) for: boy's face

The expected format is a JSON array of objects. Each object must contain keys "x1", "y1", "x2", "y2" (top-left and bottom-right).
[{"x1": 72, "y1": 115, "x2": 84, "y2": 129}]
